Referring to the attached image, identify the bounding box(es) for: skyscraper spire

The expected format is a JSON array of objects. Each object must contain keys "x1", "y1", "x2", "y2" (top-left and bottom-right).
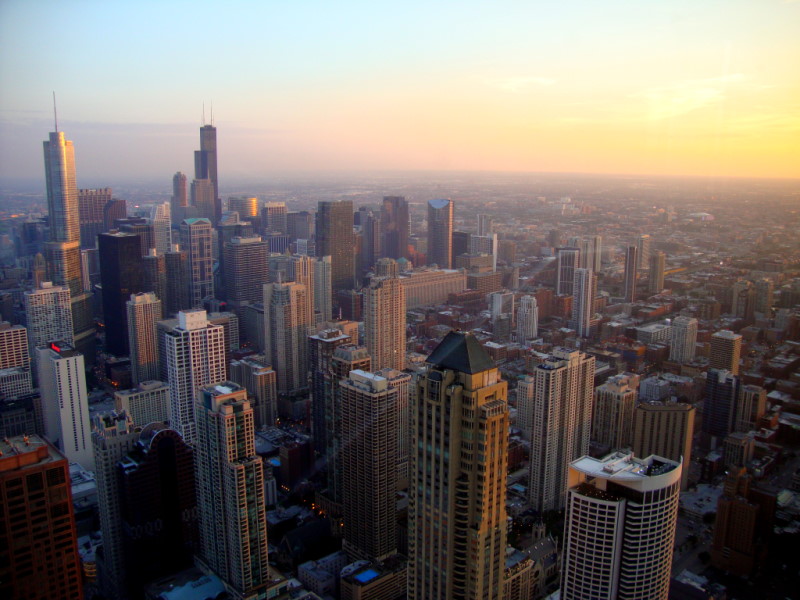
[{"x1": 53, "y1": 91, "x2": 58, "y2": 132}]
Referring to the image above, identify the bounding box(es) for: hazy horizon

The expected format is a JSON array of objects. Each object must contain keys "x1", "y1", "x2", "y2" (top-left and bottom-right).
[{"x1": 2, "y1": 1, "x2": 799, "y2": 182}]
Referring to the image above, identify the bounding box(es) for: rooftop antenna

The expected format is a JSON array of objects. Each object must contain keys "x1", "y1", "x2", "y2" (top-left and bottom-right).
[
  {"x1": 202, "y1": 102, "x2": 206, "y2": 126},
  {"x1": 210, "y1": 100, "x2": 214, "y2": 126},
  {"x1": 53, "y1": 91, "x2": 58, "y2": 132}
]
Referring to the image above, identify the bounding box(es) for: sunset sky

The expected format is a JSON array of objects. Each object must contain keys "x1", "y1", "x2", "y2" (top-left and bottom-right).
[{"x1": 1, "y1": 0, "x2": 798, "y2": 182}]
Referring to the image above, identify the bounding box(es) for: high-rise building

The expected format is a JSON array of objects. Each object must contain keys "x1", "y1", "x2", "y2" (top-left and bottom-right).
[
  {"x1": 381, "y1": 196, "x2": 409, "y2": 260},
  {"x1": 569, "y1": 267, "x2": 596, "y2": 338},
  {"x1": 364, "y1": 274, "x2": 406, "y2": 371},
  {"x1": 195, "y1": 123, "x2": 218, "y2": 202},
  {"x1": 528, "y1": 348, "x2": 595, "y2": 512},
  {"x1": 669, "y1": 316, "x2": 698, "y2": 363},
  {"x1": 229, "y1": 354, "x2": 278, "y2": 429},
  {"x1": 190, "y1": 178, "x2": 216, "y2": 223},
  {"x1": 114, "y1": 380, "x2": 169, "y2": 427},
  {"x1": 340, "y1": 370, "x2": 398, "y2": 561},
  {"x1": 561, "y1": 452, "x2": 681, "y2": 600},
  {"x1": 265, "y1": 282, "x2": 311, "y2": 395},
  {"x1": 516, "y1": 295, "x2": 539, "y2": 343},
  {"x1": 223, "y1": 236, "x2": 269, "y2": 306},
  {"x1": 287, "y1": 210, "x2": 313, "y2": 243},
  {"x1": 92, "y1": 411, "x2": 141, "y2": 599},
  {"x1": 316, "y1": 200, "x2": 355, "y2": 292},
  {"x1": 99, "y1": 232, "x2": 144, "y2": 356},
  {"x1": 476, "y1": 213, "x2": 492, "y2": 237},
  {"x1": 737, "y1": 384, "x2": 766, "y2": 432},
  {"x1": 228, "y1": 196, "x2": 259, "y2": 220},
  {"x1": 753, "y1": 278, "x2": 774, "y2": 316},
  {"x1": 309, "y1": 329, "x2": 352, "y2": 456},
  {"x1": 703, "y1": 369, "x2": 740, "y2": 444},
  {"x1": 0, "y1": 322, "x2": 31, "y2": 398},
  {"x1": 42, "y1": 129, "x2": 94, "y2": 356},
  {"x1": 194, "y1": 382, "x2": 269, "y2": 598},
  {"x1": 592, "y1": 373, "x2": 638, "y2": 450},
  {"x1": 180, "y1": 218, "x2": 214, "y2": 307},
  {"x1": 37, "y1": 342, "x2": 94, "y2": 470},
  {"x1": 78, "y1": 187, "x2": 112, "y2": 249},
  {"x1": 142, "y1": 249, "x2": 167, "y2": 302},
  {"x1": 648, "y1": 250, "x2": 666, "y2": 294},
  {"x1": 127, "y1": 292, "x2": 162, "y2": 385},
  {"x1": 375, "y1": 367, "x2": 412, "y2": 484},
  {"x1": 556, "y1": 247, "x2": 580, "y2": 296},
  {"x1": 622, "y1": 244, "x2": 638, "y2": 302},
  {"x1": 409, "y1": 332, "x2": 508, "y2": 600},
  {"x1": 358, "y1": 206, "x2": 381, "y2": 278},
  {"x1": 150, "y1": 202, "x2": 172, "y2": 255},
  {"x1": 636, "y1": 234, "x2": 651, "y2": 271},
  {"x1": 288, "y1": 254, "x2": 316, "y2": 325},
  {"x1": 314, "y1": 255, "x2": 333, "y2": 322},
  {"x1": 161, "y1": 310, "x2": 226, "y2": 443},
  {"x1": 103, "y1": 197, "x2": 127, "y2": 231},
  {"x1": 709, "y1": 329, "x2": 742, "y2": 375},
  {"x1": 262, "y1": 201, "x2": 288, "y2": 234},
  {"x1": 23, "y1": 282, "x2": 74, "y2": 368},
  {"x1": 164, "y1": 245, "x2": 191, "y2": 316},
  {"x1": 0, "y1": 435, "x2": 82, "y2": 600},
  {"x1": 118, "y1": 424, "x2": 198, "y2": 596},
  {"x1": 633, "y1": 401, "x2": 695, "y2": 489},
  {"x1": 172, "y1": 172, "x2": 188, "y2": 223},
  {"x1": 426, "y1": 198, "x2": 454, "y2": 269}
]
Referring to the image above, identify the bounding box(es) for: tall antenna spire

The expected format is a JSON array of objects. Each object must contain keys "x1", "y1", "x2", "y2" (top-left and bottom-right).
[
  {"x1": 53, "y1": 91, "x2": 58, "y2": 132},
  {"x1": 202, "y1": 102, "x2": 206, "y2": 126},
  {"x1": 210, "y1": 100, "x2": 214, "y2": 126}
]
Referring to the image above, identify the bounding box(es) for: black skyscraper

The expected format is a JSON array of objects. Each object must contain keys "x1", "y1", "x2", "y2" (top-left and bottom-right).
[
  {"x1": 381, "y1": 196, "x2": 409, "y2": 260},
  {"x1": 98, "y1": 232, "x2": 144, "y2": 356},
  {"x1": 316, "y1": 200, "x2": 355, "y2": 292}
]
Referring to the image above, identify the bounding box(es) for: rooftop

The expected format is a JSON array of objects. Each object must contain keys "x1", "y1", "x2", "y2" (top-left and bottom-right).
[{"x1": 426, "y1": 331, "x2": 495, "y2": 374}]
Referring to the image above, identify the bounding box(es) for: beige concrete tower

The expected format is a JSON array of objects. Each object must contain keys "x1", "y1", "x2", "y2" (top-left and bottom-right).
[
  {"x1": 710, "y1": 330, "x2": 742, "y2": 375},
  {"x1": 127, "y1": 292, "x2": 162, "y2": 385},
  {"x1": 365, "y1": 274, "x2": 407, "y2": 371},
  {"x1": 409, "y1": 332, "x2": 508, "y2": 600},
  {"x1": 633, "y1": 401, "x2": 695, "y2": 489},
  {"x1": 264, "y1": 281, "x2": 311, "y2": 395},
  {"x1": 592, "y1": 373, "x2": 638, "y2": 450}
]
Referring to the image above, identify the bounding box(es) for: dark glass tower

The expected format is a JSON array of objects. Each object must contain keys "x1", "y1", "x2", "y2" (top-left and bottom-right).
[
  {"x1": 427, "y1": 198, "x2": 453, "y2": 269},
  {"x1": 316, "y1": 200, "x2": 355, "y2": 292},
  {"x1": 98, "y1": 232, "x2": 144, "y2": 356},
  {"x1": 381, "y1": 196, "x2": 409, "y2": 260}
]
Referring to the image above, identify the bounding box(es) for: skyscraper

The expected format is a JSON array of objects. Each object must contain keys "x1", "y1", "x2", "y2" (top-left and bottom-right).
[
  {"x1": 409, "y1": 332, "x2": 508, "y2": 600},
  {"x1": 375, "y1": 367, "x2": 412, "y2": 484},
  {"x1": 0, "y1": 435, "x2": 82, "y2": 600},
  {"x1": 289, "y1": 254, "x2": 316, "y2": 326},
  {"x1": 228, "y1": 196, "x2": 259, "y2": 221},
  {"x1": 648, "y1": 250, "x2": 666, "y2": 293},
  {"x1": 316, "y1": 200, "x2": 355, "y2": 292},
  {"x1": 561, "y1": 452, "x2": 681, "y2": 600},
  {"x1": 23, "y1": 282, "x2": 73, "y2": 376},
  {"x1": 150, "y1": 202, "x2": 172, "y2": 255},
  {"x1": 622, "y1": 244, "x2": 638, "y2": 302},
  {"x1": 309, "y1": 328, "x2": 352, "y2": 456},
  {"x1": 709, "y1": 329, "x2": 742, "y2": 375},
  {"x1": 314, "y1": 255, "x2": 333, "y2": 322},
  {"x1": 556, "y1": 247, "x2": 580, "y2": 296},
  {"x1": 171, "y1": 172, "x2": 188, "y2": 224},
  {"x1": 180, "y1": 218, "x2": 214, "y2": 307},
  {"x1": 164, "y1": 245, "x2": 191, "y2": 316},
  {"x1": 92, "y1": 411, "x2": 141, "y2": 600},
  {"x1": 127, "y1": 292, "x2": 162, "y2": 385},
  {"x1": 0, "y1": 322, "x2": 32, "y2": 398},
  {"x1": 340, "y1": 370, "x2": 398, "y2": 561},
  {"x1": 592, "y1": 373, "x2": 638, "y2": 450},
  {"x1": 516, "y1": 295, "x2": 539, "y2": 343},
  {"x1": 99, "y1": 232, "x2": 144, "y2": 356},
  {"x1": 194, "y1": 382, "x2": 268, "y2": 598},
  {"x1": 381, "y1": 196, "x2": 409, "y2": 260},
  {"x1": 78, "y1": 187, "x2": 111, "y2": 249},
  {"x1": 569, "y1": 267, "x2": 596, "y2": 338},
  {"x1": 37, "y1": 342, "x2": 94, "y2": 470},
  {"x1": 161, "y1": 310, "x2": 226, "y2": 443},
  {"x1": 43, "y1": 129, "x2": 94, "y2": 356},
  {"x1": 222, "y1": 236, "x2": 269, "y2": 306},
  {"x1": 364, "y1": 274, "x2": 406, "y2": 371},
  {"x1": 669, "y1": 315, "x2": 698, "y2": 363},
  {"x1": 426, "y1": 198, "x2": 453, "y2": 269},
  {"x1": 195, "y1": 123, "x2": 218, "y2": 202},
  {"x1": 229, "y1": 354, "x2": 278, "y2": 429},
  {"x1": 190, "y1": 178, "x2": 216, "y2": 223},
  {"x1": 703, "y1": 369, "x2": 740, "y2": 444},
  {"x1": 265, "y1": 282, "x2": 311, "y2": 395},
  {"x1": 636, "y1": 234, "x2": 651, "y2": 271},
  {"x1": 528, "y1": 348, "x2": 595, "y2": 512},
  {"x1": 262, "y1": 201, "x2": 288, "y2": 234},
  {"x1": 633, "y1": 401, "x2": 695, "y2": 489}
]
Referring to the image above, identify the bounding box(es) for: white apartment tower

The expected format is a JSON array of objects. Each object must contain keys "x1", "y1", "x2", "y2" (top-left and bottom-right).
[
  {"x1": 24, "y1": 282, "x2": 74, "y2": 359},
  {"x1": 162, "y1": 310, "x2": 226, "y2": 444},
  {"x1": 516, "y1": 295, "x2": 538, "y2": 343},
  {"x1": 562, "y1": 452, "x2": 681, "y2": 600},
  {"x1": 265, "y1": 281, "x2": 311, "y2": 394},
  {"x1": 37, "y1": 342, "x2": 94, "y2": 471},
  {"x1": 409, "y1": 332, "x2": 508, "y2": 600},
  {"x1": 127, "y1": 292, "x2": 162, "y2": 385},
  {"x1": 365, "y1": 275, "x2": 407, "y2": 371},
  {"x1": 669, "y1": 316, "x2": 698, "y2": 363},
  {"x1": 194, "y1": 382, "x2": 269, "y2": 598},
  {"x1": 528, "y1": 348, "x2": 596, "y2": 512}
]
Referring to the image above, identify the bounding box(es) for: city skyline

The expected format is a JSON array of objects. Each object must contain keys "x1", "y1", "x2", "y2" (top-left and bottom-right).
[{"x1": 1, "y1": 1, "x2": 799, "y2": 184}]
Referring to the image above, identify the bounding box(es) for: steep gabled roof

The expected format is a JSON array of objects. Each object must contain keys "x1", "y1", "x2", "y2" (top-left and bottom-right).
[{"x1": 426, "y1": 331, "x2": 495, "y2": 374}]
